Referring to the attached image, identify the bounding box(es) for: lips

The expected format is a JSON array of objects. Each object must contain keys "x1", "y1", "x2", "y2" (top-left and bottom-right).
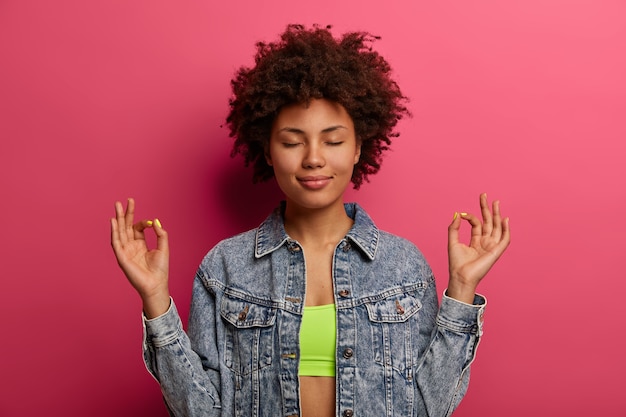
[{"x1": 297, "y1": 175, "x2": 332, "y2": 190}]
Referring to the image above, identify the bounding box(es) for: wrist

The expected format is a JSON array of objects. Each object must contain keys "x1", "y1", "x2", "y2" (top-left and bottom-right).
[
  {"x1": 446, "y1": 280, "x2": 478, "y2": 304},
  {"x1": 141, "y1": 290, "x2": 171, "y2": 319}
]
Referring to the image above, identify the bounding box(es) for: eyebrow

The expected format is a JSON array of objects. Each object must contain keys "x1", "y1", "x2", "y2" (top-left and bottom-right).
[{"x1": 277, "y1": 125, "x2": 348, "y2": 134}]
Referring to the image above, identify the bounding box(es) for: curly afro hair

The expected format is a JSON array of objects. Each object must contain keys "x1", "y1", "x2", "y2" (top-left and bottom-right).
[{"x1": 226, "y1": 24, "x2": 409, "y2": 189}]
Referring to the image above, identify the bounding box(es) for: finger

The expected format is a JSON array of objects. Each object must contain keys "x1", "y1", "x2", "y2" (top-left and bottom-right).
[
  {"x1": 132, "y1": 219, "x2": 151, "y2": 240},
  {"x1": 500, "y1": 216, "x2": 511, "y2": 248},
  {"x1": 111, "y1": 217, "x2": 129, "y2": 264},
  {"x1": 152, "y1": 218, "x2": 170, "y2": 255},
  {"x1": 480, "y1": 193, "x2": 493, "y2": 236},
  {"x1": 461, "y1": 212, "x2": 483, "y2": 247},
  {"x1": 491, "y1": 200, "x2": 503, "y2": 241},
  {"x1": 110, "y1": 217, "x2": 121, "y2": 251},
  {"x1": 448, "y1": 212, "x2": 462, "y2": 248},
  {"x1": 489, "y1": 216, "x2": 511, "y2": 261},
  {"x1": 115, "y1": 201, "x2": 129, "y2": 245},
  {"x1": 125, "y1": 198, "x2": 135, "y2": 235}
]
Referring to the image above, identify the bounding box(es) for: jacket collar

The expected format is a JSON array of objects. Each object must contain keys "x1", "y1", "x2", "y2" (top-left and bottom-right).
[{"x1": 255, "y1": 202, "x2": 379, "y2": 261}]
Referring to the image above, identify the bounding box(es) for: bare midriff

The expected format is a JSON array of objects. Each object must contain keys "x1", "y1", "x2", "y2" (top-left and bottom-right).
[{"x1": 300, "y1": 376, "x2": 335, "y2": 417}]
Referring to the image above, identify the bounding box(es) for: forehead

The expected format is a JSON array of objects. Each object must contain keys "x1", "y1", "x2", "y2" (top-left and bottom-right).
[{"x1": 272, "y1": 99, "x2": 354, "y2": 131}]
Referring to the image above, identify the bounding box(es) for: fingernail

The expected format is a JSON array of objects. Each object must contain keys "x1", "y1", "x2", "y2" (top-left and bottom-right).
[
  {"x1": 453, "y1": 212, "x2": 458, "y2": 220},
  {"x1": 146, "y1": 220, "x2": 153, "y2": 227},
  {"x1": 154, "y1": 218, "x2": 162, "y2": 228},
  {"x1": 460, "y1": 212, "x2": 468, "y2": 217}
]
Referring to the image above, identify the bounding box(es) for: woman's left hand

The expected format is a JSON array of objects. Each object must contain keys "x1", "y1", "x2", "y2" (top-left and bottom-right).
[{"x1": 446, "y1": 193, "x2": 511, "y2": 304}]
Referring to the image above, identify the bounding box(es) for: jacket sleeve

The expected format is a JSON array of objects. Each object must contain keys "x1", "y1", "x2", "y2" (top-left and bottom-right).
[
  {"x1": 414, "y1": 276, "x2": 486, "y2": 417},
  {"x1": 143, "y1": 274, "x2": 222, "y2": 417}
]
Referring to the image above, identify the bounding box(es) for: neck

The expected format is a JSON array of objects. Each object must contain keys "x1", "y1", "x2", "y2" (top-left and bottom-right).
[{"x1": 283, "y1": 200, "x2": 353, "y2": 246}]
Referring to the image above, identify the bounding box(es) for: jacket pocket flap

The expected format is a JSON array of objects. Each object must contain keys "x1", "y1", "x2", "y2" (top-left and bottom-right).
[
  {"x1": 220, "y1": 296, "x2": 277, "y2": 328},
  {"x1": 365, "y1": 292, "x2": 422, "y2": 323}
]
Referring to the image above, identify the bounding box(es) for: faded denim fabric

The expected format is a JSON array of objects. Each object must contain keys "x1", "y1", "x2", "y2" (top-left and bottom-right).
[{"x1": 143, "y1": 203, "x2": 486, "y2": 417}]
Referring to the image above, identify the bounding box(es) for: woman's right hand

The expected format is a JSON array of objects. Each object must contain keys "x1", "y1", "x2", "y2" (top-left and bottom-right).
[{"x1": 111, "y1": 198, "x2": 171, "y2": 318}]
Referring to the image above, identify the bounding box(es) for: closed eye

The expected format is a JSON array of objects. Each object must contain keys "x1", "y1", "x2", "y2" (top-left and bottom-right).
[
  {"x1": 281, "y1": 142, "x2": 301, "y2": 148},
  {"x1": 326, "y1": 141, "x2": 344, "y2": 146}
]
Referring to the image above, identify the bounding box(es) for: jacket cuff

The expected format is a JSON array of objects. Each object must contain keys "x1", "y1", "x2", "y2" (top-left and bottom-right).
[
  {"x1": 142, "y1": 298, "x2": 183, "y2": 348},
  {"x1": 436, "y1": 291, "x2": 486, "y2": 336}
]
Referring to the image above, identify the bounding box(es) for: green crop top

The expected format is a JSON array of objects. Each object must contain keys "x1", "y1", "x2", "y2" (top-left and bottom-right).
[{"x1": 298, "y1": 304, "x2": 336, "y2": 377}]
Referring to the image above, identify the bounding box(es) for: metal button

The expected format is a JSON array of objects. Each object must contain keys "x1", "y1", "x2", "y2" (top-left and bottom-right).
[
  {"x1": 238, "y1": 305, "x2": 249, "y2": 321},
  {"x1": 343, "y1": 409, "x2": 354, "y2": 417},
  {"x1": 342, "y1": 242, "x2": 352, "y2": 252},
  {"x1": 343, "y1": 348, "x2": 353, "y2": 359},
  {"x1": 338, "y1": 289, "x2": 350, "y2": 297},
  {"x1": 395, "y1": 300, "x2": 405, "y2": 315}
]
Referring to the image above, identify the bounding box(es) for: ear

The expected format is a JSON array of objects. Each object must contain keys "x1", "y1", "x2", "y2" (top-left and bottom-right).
[
  {"x1": 264, "y1": 146, "x2": 273, "y2": 166},
  {"x1": 353, "y1": 141, "x2": 362, "y2": 165}
]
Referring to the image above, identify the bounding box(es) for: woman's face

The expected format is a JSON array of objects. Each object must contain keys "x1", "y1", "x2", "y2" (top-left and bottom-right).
[{"x1": 267, "y1": 99, "x2": 361, "y2": 212}]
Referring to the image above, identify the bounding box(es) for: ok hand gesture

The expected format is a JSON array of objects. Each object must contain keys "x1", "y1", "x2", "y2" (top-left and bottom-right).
[
  {"x1": 110, "y1": 198, "x2": 171, "y2": 318},
  {"x1": 446, "y1": 193, "x2": 511, "y2": 304}
]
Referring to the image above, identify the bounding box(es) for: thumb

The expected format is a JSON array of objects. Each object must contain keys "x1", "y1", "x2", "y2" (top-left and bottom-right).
[
  {"x1": 448, "y1": 212, "x2": 462, "y2": 248},
  {"x1": 152, "y1": 218, "x2": 169, "y2": 254}
]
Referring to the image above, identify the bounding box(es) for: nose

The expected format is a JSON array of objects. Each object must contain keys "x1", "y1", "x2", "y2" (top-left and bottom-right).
[{"x1": 302, "y1": 143, "x2": 325, "y2": 168}]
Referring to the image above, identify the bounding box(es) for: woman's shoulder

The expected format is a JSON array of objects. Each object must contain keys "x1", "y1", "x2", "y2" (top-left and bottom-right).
[
  {"x1": 377, "y1": 229, "x2": 425, "y2": 258},
  {"x1": 195, "y1": 227, "x2": 261, "y2": 284},
  {"x1": 200, "y1": 205, "x2": 285, "y2": 266},
  {"x1": 207, "y1": 228, "x2": 258, "y2": 257}
]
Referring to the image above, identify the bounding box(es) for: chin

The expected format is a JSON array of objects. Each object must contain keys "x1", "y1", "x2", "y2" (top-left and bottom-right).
[{"x1": 285, "y1": 193, "x2": 345, "y2": 211}]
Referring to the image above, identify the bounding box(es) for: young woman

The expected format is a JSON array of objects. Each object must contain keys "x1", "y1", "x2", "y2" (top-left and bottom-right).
[{"x1": 111, "y1": 25, "x2": 510, "y2": 417}]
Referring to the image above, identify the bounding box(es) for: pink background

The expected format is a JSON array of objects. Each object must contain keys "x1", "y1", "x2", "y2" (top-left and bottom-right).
[{"x1": 1, "y1": 0, "x2": 625, "y2": 415}]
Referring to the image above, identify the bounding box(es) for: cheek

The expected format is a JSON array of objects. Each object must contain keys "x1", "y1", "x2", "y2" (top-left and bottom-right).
[
  {"x1": 268, "y1": 154, "x2": 295, "y2": 177},
  {"x1": 331, "y1": 153, "x2": 360, "y2": 172}
]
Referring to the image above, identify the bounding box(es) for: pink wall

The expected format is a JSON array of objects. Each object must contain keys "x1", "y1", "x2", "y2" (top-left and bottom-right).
[{"x1": 1, "y1": 0, "x2": 625, "y2": 415}]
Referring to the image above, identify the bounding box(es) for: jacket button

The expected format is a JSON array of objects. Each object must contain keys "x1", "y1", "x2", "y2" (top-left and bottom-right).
[
  {"x1": 343, "y1": 348, "x2": 353, "y2": 359},
  {"x1": 237, "y1": 305, "x2": 249, "y2": 321},
  {"x1": 338, "y1": 289, "x2": 350, "y2": 297},
  {"x1": 343, "y1": 409, "x2": 354, "y2": 417}
]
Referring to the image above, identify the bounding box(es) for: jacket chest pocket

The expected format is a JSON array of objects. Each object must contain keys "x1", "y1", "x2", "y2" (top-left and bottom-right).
[
  {"x1": 220, "y1": 296, "x2": 277, "y2": 376},
  {"x1": 365, "y1": 290, "x2": 423, "y2": 377}
]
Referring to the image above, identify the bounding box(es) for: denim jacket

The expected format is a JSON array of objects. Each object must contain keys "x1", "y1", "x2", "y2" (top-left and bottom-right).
[{"x1": 143, "y1": 203, "x2": 486, "y2": 417}]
